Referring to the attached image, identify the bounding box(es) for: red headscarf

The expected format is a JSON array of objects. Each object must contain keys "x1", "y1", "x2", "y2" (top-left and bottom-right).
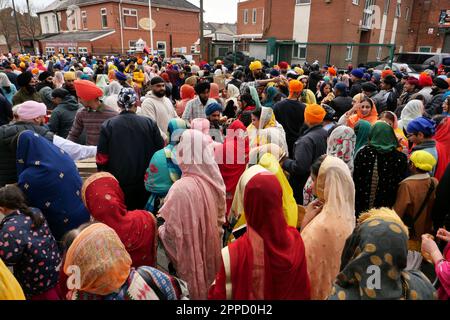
[
  {"x1": 209, "y1": 83, "x2": 221, "y2": 99},
  {"x1": 435, "y1": 117, "x2": 450, "y2": 181},
  {"x1": 209, "y1": 172, "x2": 311, "y2": 300},
  {"x1": 215, "y1": 120, "x2": 249, "y2": 216},
  {"x1": 180, "y1": 84, "x2": 195, "y2": 100},
  {"x1": 81, "y1": 172, "x2": 157, "y2": 268}
]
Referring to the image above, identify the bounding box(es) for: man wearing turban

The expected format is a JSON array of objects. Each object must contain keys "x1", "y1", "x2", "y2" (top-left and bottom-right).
[
  {"x1": 282, "y1": 104, "x2": 328, "y2": 204},
  {"x1": 393, "y1": 150, "x2": 438, "y2": 249},
  {"x1": 407, "y1": 116, "x2": 438, "y2": 174},
  {"x1": 12, "y1": 71, "x2": 41, "y2": 106},
  {"x1": 205, "y1": 102, "x2": 224, "y2": 143}
]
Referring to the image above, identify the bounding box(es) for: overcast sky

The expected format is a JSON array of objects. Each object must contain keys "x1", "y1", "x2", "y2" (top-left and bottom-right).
[{"x1": 15, "y1": 0, "x2": 239, "y2": 23}]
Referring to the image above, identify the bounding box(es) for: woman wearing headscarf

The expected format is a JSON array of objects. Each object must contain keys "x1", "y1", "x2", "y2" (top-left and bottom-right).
[
  {"x1": 209, "y1": 172, "x2": 310, "y2": 300},
  {"x1": 16, "y1": 130, "x2": 91, "y2": 241},
  {"x1": 82, "y1": 172, "x2": 157, "y2": 268},
  {"x1": 249, "y1": 86, "x2": 262, "y2": 109},
  {"x1": 214, "y1": 120, "x2": 249, "y2": 217},
  {"x1": 329, "y1": 208, "x2": 436, "y2": 300},
  {"x1": 0, "y1": 258, "x2": 25, "y2": 300},
  {"x1": 303, "y1": 126, "x2": 356, "y2": 206},
  {"x1": 223, "y1": 83, "x2": 240, "y2": 119},
  {"x1": 144, "y1": 118, "x2": 189, "y2": 213},
  {"x1": 103, "y1": 81, "x2": 123, "y2": 113},
  {"x1": 301, "y1": 156, "x2": 356, "y2": 300},
  {"x1": 229, "y1": 146, "x2": 297, "y2": 243},
  {"x1": 209, "y1": 83, "x2": 223, "y2": 106},
  {"x1": 398, "y1": 100, "x2": 424, "y2": 134},
  {"x1": 379, "y1": 111, "x2": 409, "y2": 154},
  {"x1": 176, "y1": 84, "x2": 195, "y2": 117},
  {"x1": 354, "y1": 119, "x2": 371, "y2": 156},
  {"x1": 95, "y1": 74, "x2": 109, "y2": 95},
  {"x1": 435, "y1": 117, "x2": 450, "y2": 181},
  {"x1": 63, "y1": 223, "x2": 188, "y2": 300},
  {"x1": 263, "y1": 86, "x2": 279, "y2": 109},
  {"x1": 158, "y1": 129, "x2": 226, "y2": 299},
  {"x1": 353, "y1": 121, "x2": 408, "y2": 215},
  {"x1": 53, "y1": 71, "x2": 65, "y2": 89},
  {"x1": 248, "y1": 107, "x2": 289, "y2": 156},
  {"x1": 0, "y1": 72, "x2": 17, "y2": 104},
  {"x1": 339, "y1": 94, "x2": 378, "y2": 128}
]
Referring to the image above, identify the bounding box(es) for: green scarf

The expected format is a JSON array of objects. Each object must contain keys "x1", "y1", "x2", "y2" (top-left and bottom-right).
[
  {"x1": 354, "y1": 120, "x2": 371, "y2": 154},
  {"x1": 369, "y1": 121, "x2": 399, "y2": 154}
]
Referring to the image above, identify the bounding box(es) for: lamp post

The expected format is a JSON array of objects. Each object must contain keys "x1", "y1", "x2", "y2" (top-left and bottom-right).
[
  {"x1": 148, "y1": 0, "x2": 154, "y2": 54},
  {"x1": 26, "y1": 0, "x2": 36, "y2": 55},
  {"x1": 199, "y1": 0, "x2": 204, "y2": 61}
]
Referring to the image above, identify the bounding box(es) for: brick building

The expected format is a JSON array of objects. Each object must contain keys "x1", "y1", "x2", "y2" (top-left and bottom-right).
[
  {"x1": 236, "y1": 0, "x2": 448, "y2": 67},
  {"x1": 37, "y1": 0, "x2": 200, "y2": 57},
  {"x1": 406, "y1": 0, "x2": 450, "y2": 53}
]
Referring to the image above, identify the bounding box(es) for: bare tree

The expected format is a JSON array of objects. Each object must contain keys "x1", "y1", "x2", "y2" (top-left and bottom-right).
[{"x1": 0, "y1": 0, "x2": 19, "y2": 52}]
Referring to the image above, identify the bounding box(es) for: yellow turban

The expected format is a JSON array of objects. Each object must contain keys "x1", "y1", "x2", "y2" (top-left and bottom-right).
[
  {"x1": 304, "y1": 104, "x2": 326, "y2": 125},
  {"x1": 294, "y1": 67, "x2": 304, "y2": 76},
  {"x1": 410, "y1": 150, "x2": 437, "y2": 172},
  {"x1": 64, "y1": 71, "x2": 76, "y2": 81},
  {"x1": 249, "y1": 60, "x2": 263, "y2": 72}
]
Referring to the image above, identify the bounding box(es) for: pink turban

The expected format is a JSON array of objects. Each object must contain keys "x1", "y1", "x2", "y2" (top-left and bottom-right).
[{"x1": 17, "y1": 101, "x2": 47, "y2": 120}]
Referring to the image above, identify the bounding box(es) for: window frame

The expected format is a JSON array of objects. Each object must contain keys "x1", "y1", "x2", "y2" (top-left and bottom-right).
[
  {"x1": 81, "y1": 10, "x2": 88, "y2": 30},
  {"x1": 44, "y1": 16, "x2": 50, "y2": 33},
  {"x1": 352, "y1": 0, "x2": 359, "y2": 5},
  {"x1": 122, "y1": 8, "x2": 138, "y2": 29},
  {"x1": 395, "y1": 3, "x2": 401, "y2": 18},
  {"x1": 296, "y1": 0, "x2": 311, "y2": 5},
  {"x1": 156, "y1": 41, "x2": 167, "y2": 57},
  {"x1": 346, "y1": 46, "x2": 354, "y2": 61},
  {"x1": 243, "y1": 9, "x2": 248, "y2": 24},
  {"x1": 100, "y1": 8, "x2": 108, "y2": 28},
  {"x1": 252, "y1": 8, "x2": 257, "y2": 24}
]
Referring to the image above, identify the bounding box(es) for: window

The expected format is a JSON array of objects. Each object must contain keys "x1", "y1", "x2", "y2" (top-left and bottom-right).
[
  {"x1": 59, "y1": 48, "x2": 65, "y2": 54},
  {"x1": 243, "y1": 9, "x2": 248, "y2": 24},
  {"x1": 68, "y1": 47, "x2": 76, "y2": 54},
  {"x1": 296, "y1": 0, "x2": 311, "y2": 4},
  {"x1": 81, "y1": 11, "x2": 87, "y2": 30},
  {"x1": 78, "y1": 47, "x2": 88, "y2": 55},
  {"x1": 44, "y1": 16, "x2": 49, "y2": 33},
  {"x1": 52, "y1": 15, "x2": 58, "y2": 32},
  {"x1": 405, "y1": 6, "x2": 410, "y2": 21},
  {"x1": 295, "y1": 45, "x2": 307, "y2": 59},
  {"x1": 418, "y1": 46, "x2": 432, "y2": 53},
  {"x1": 395, "y1": 3, "x2": 401, "y2": 18},
  {"x1": 352, "y1": 0, "x2": 359, "y2": 5},
  {"x1": 346, "y1": 46, "x2": 353, "y2": 61},
  {"x1": 157, "y1": 41, "x2": 166, "y2": 57},
  {"x1": 101, "y1": 8, "x2": 108, "y2": 28},
  {"x1": 122, "y1": 8, "x2": 138, "y2": 29},
  {"x1": 252, "y1": 8, "x2": 256, "y2": 24},
  {"x1": 45, "y1": 47, "x2": 55, "y2": 55},
  {"x1": 129, "y1": 40, "x2": 137, "y2": 49},
  {"x1": 362, "y1": 0, "x2": 375, "y2": 29}
]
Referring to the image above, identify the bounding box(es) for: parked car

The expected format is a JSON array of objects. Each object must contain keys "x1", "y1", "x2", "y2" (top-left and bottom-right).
[
  {"x1": 375, "y1": 63, "x2": 419, "y2": 78},
  {"x1": 365, "y1": 52, "x2": 450, "y2": 73}
]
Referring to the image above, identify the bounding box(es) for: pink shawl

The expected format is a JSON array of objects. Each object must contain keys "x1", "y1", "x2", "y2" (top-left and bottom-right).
[{"x1": 158, "y1": 129, "x2": 226, "y2": 299}]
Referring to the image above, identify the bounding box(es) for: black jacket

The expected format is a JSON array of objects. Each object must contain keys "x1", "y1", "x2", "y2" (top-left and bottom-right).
[
  {"x1": 273, "y1": 99, "x2": 305, "y2": 156},
  {"x1": 329, "y1": 96, "x2": 353, "y2": 119},
  {"x1": 0, "y1": 93, "x2": 12, "y2": 126},
  {"x1": 282, "y1": 124, "x2": 328, "y2": 204},
  {"x1": 0, "y1": 122, "x2": 54, "y2": 187},
  {"x1": 48, "y1": 95, "x2": 81, "y2": 138},
  {"x1": 431, "y1": 163, "x2": 450, "y2": 231},
  {"x1": 425, "y1": 92, "x2": 445, "y2": 115},
  {"x1": 97, "y1": 112, "x2": 164, "y2": 210}
]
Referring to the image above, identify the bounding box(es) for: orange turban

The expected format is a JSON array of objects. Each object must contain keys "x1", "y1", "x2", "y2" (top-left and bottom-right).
[
  {"x1": 304, "y1": 104, "x2": 326, "y2": 125},
  {"x1": 74, "y1": 80, "x2": 104, "y2": 101},
  {"x1": 381, "y1": 69, "x2": 394, "y2": 79},
  {"x1": 137, "y1": 58, "x2": 143, "y2": 65},
  {"x1": 289, "y1": 79, "x2": 304, "y2": 93},
  {"x1": 328, "y1": 67, "x2": 337, "y2": 76}
]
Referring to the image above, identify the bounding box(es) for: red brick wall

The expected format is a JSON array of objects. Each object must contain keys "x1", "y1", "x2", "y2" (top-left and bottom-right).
[
  {"x1": 237, "y1": 0, "x2": 265, "y2": 36},
  {"x1": 263, "y1": 0, "x2": 295, "y2": 40},
  {"x1": 406, "y1": 0, "x2": 447, "y2": 52},
  {"x1": 43, "y1": 2, "x2": 199, "y2": 55}
]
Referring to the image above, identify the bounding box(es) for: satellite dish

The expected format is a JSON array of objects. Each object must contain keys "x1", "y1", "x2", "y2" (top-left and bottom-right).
[{"x1": 139, "y1": 18, "x2": 156, "y2": 31}]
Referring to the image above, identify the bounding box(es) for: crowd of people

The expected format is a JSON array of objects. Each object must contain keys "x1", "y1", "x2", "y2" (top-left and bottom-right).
[{"x1": 0, "y1": 52, "x2": 449, "y2": 300}]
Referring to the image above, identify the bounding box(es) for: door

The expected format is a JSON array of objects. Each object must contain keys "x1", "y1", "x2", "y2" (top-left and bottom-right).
[{"x1": 443, "y1": 33, "x2": 450, "y2": 53}]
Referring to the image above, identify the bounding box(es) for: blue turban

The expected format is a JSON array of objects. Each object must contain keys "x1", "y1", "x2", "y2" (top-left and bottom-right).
[
  {"x1": 205, "y1": 102, "x2": 223, "y2": 117},
  {"x1": 351, "y1": 68, "x2": 364, "y2": 79},
  {"x1": 115, "y1": 71, "x2": 127, "y2": 81},
  {"x1": 334, "y1": 82, "x2": 348, "y2": 97},
  {"x1": 407, "y1": 116, "x2": 436, "y2": 137}
]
